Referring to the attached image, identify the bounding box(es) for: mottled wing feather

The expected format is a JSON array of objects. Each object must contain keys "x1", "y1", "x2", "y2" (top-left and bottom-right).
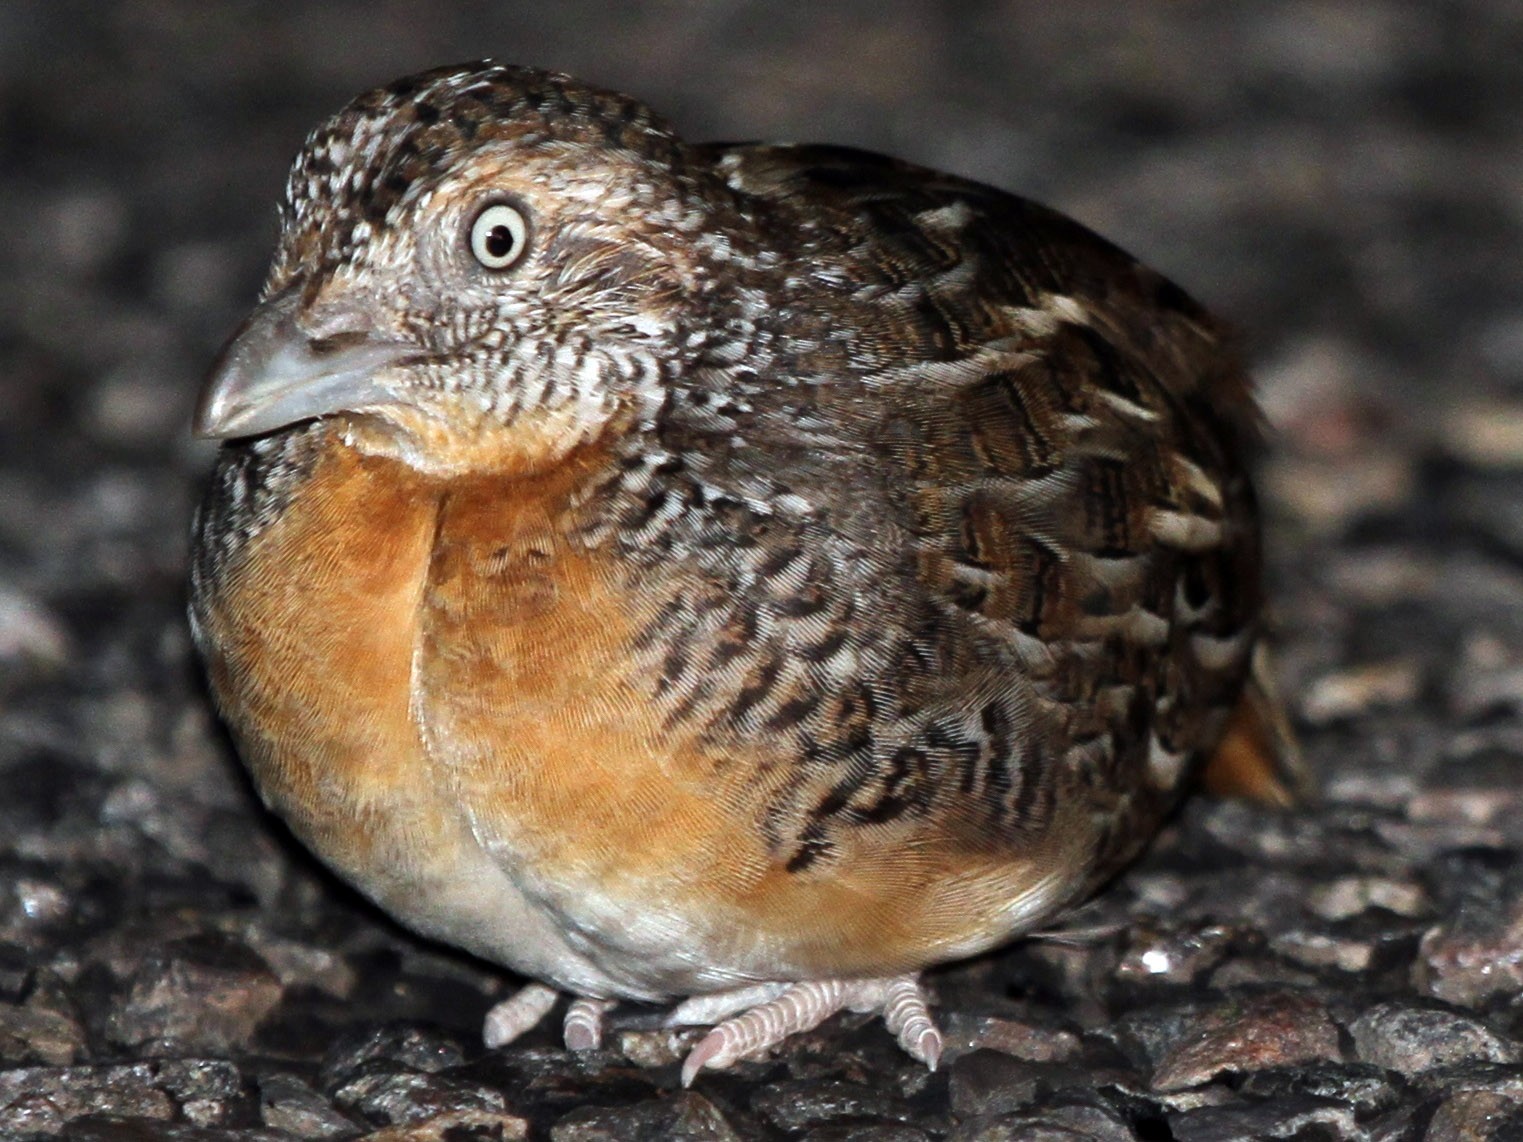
[{"x1": 624, "y1": 143, "x2": 1264, "y2": 883}]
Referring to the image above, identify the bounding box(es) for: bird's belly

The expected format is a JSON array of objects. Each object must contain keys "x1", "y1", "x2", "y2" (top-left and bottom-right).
[
  {"x1": 414, "y1": 466, "x2": 1092, "y2": 991},
  {"x1": 193, "y1": 439, "x2": 666, "y2": 996},
  {"x1": 195, "y1": 436, "x2": 1084, "y2": 999}
]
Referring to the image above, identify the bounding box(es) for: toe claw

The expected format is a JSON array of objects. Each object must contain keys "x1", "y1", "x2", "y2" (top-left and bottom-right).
[
  {"x1": 678, "y1": 980, "x2": 848, "y2": 1084},
  {"x1": 878, "y1": 975, "x2": 941, "y2": 1068},
  {"x1": 563, "y1": 996, "x2": 615, "y2": 1051},
  {"x1": 680, "y1": 1027, "x2": 736, "y2": 1087},
  {"x1": 482, "y1": 982, "x2": 559, "y2": 1049},
  {"x1": 912, "y1": 1025, "x2": 943, "y2": 1071}
]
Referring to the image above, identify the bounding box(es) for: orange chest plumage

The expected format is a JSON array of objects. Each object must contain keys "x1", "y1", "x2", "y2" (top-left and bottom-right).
[
  {"x1": 196, "y1": 433, "x2": 728, "y2": 876},
  {"x1": 193, "y1": 427, "x2": 1088, "y2": 992},
  {"x1": 195, "y1": 432, "x2": 761, "y2": 992}
]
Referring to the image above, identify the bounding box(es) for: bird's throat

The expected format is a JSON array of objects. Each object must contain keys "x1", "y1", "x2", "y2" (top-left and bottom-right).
[{"x1": 339, "y1": 398, "x2": 627, "y2": 481}]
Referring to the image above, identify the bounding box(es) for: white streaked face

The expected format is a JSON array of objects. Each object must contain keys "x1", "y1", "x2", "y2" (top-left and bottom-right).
[{"x1": 200, "y1": 109, "x2": 714, "y2": 477}]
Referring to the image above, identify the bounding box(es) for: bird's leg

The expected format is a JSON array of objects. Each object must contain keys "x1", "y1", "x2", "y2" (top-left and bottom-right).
[
  {"x1": 482, "y1": 981, "x2": 559, "y2": 1048},
  {"x1": 485, "y1": 976, "x2": 941, "y2": 1083},
  {"x1": 484, "y1": 986, "x2": 620, "y2": 1052},
  {"x1": 673, "y1": 974, "x2": 941, "y2": 1086},
  {"x1": 874, "y1": 976, "x2": 942, "y2": 1068},
  {"x1": 665, "y1": 982, "x2": 792, "y2": 1026},
  {"x1": 563, "y1": 996, "x2": 618, "y2": 1050}
]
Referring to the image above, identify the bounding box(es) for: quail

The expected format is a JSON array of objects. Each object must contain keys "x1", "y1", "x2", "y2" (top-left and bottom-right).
[{"x1": 190, "y1": 62, "x2": 1274, "y2": 1084}]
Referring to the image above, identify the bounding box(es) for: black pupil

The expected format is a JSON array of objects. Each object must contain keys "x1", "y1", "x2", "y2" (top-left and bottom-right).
[{"x1": 485, "y1": 223, "x2": 515, "y2": 259}]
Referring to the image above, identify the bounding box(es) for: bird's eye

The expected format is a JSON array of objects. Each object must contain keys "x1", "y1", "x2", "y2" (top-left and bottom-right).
[{"x1": 468, "y1": 202, "x2": 529, "y2": 270}]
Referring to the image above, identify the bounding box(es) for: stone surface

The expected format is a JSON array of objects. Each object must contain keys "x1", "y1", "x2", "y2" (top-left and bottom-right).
[
  {"x1": 1349, "y1": 1002, "x2": 1521, "y2": 1078},
  {"x1": 257, "y1": 1073, "x2": 360, "y2": 1139},
  {"x1": 751, "y1": 1078, "x2": 917, "y2": 1133},
  {"x1": 1168, "y1": 1094, "x2": 1359, "y2": 1142},
  {"x1": 946, "y1": 1101, "x2": 1138, "y2": 1141},
  {"x1": 937, "y1": 1009, "x2": 1083, "y2": 1064},
  {"x1": 359, "y1": 1107, "x2": 531, "y2": 1141},
  {"x1": 0, "y1": 1059, "x2": 250, "y2": 1137},
  {"x1": 550, "y1": 1091, "x2": 739, "y2": 1141},
  {"x1": 5, "y1": 0, "x2": 1523, "y2": 1137},
  {"x1": 1147, "y1": 992, "x2": 1343, "y2": 1092},
  {"x1": 1424, "y1": 1089, "x2": 1523, "y2": 1142},
  {"x1": 100, "y1": 935, "x2": 284, "y2": 1054}
]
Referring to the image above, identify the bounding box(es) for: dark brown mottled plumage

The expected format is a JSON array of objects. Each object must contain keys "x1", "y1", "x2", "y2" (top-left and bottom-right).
[{"x1": 189, "y1": 62, "x2": 1266, "y2": 1083}]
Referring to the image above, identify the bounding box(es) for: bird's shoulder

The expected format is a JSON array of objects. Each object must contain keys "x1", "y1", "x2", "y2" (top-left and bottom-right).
[
  {"x1": 662, "y1": 141, "x2": 1262, "y2": 650},
  {"x1": 695, "y1": 140, "x2": 1257, "y2": 436},
  {"x1": 579, "y1": 141, "x2": 1269, "y2": 876}
]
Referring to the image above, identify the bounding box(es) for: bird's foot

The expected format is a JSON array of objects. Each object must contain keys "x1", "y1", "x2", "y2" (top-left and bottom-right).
[
  {"x1": 668, "y1": 974, "x2": 941, "y2": 1087},
  {"x1": 482, "y1": 981, "x2": 559, "y2": 1048},
  {"x1": 482, "y1": 983, "x2": 615, "y2": 1050},
  {"x1": 562, "y1": 996, "x2": 617, "y2": 1050},
  {"x1": 482, "y1": 974, "x2": 942, "y2": 1087}
]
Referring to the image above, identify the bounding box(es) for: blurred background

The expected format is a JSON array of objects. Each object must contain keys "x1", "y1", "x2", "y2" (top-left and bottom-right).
[
  {"x1": 6, "y1": 1, "x2": 1523, "y2": 558},
  {"x1": 9, "y1": 2, "x2": 1522, "y2": 457},
  {"x1": 5, "y1": 2, "x2": 1523, "y2": 1136}
]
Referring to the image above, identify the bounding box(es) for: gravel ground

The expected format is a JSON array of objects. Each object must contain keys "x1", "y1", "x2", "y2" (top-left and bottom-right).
[{"x1": 5, "y1": 2, "x2": 1523, "y2": 1138}]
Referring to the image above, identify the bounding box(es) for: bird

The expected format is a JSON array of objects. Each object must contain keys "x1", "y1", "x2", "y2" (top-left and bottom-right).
[{"x1": 189, "y1": 61, "x2": 1276, "y2": 1085}]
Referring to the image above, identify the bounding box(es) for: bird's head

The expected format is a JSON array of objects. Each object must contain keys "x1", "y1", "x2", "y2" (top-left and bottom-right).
[{"x1": 195, "y1": 63, "x2": 724, "y2": 476}]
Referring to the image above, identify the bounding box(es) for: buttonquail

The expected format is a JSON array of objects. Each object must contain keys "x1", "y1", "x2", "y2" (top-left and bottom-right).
[{"x1": 190, "y1": 62, "x2": 1271, "y2": 1083}]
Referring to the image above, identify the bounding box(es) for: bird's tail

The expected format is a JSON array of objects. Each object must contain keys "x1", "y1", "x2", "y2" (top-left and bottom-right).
[{"x1": 1201, "y1": 644, "x2": 1313, "y2": 808}]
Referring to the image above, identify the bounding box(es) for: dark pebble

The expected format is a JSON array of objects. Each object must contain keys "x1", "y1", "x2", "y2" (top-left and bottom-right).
[
  {"x1": 1348, "y1": 1001, "x2": 1521, "y2": 1078},
  {"x1": 1168, "y1": 1093, "x2": 1359, "y2": 1142},
  {"x1": 550, "y1": 1090, "x2": 739, "y2": 1141},
  {"x1": 946, "y1": 1100, "x2": 1138, "y2": 1141},
  {"x1": 257, "y1": 1073, "x2": 360, "y2": 1139},
  {"x1": 1149, "y1": 992, "x2": 1343, "y2": 1092},
  {"x1": 1425, "y1": 1089, "x2": 1523, "y2": 1142},
  {"x1": 751, "y1": 1077, "x2": 915, "y2": 1132},
  {"x1": 0, "y1": 1059, "x2": 250, "y2": 1136},
  {"x1": 101, "y1": 936, "x2": 284, "y2": 1054}
]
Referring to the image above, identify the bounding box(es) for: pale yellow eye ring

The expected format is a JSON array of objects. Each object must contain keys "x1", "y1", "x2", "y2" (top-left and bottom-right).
[{"x1": 469, "y1": 202, "x2": 529, "y2": 270}]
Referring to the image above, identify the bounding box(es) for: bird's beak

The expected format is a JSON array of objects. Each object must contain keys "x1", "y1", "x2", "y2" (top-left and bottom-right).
[{"x1": 193, "y1": 286, "x2": 415, "y2": 440}]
